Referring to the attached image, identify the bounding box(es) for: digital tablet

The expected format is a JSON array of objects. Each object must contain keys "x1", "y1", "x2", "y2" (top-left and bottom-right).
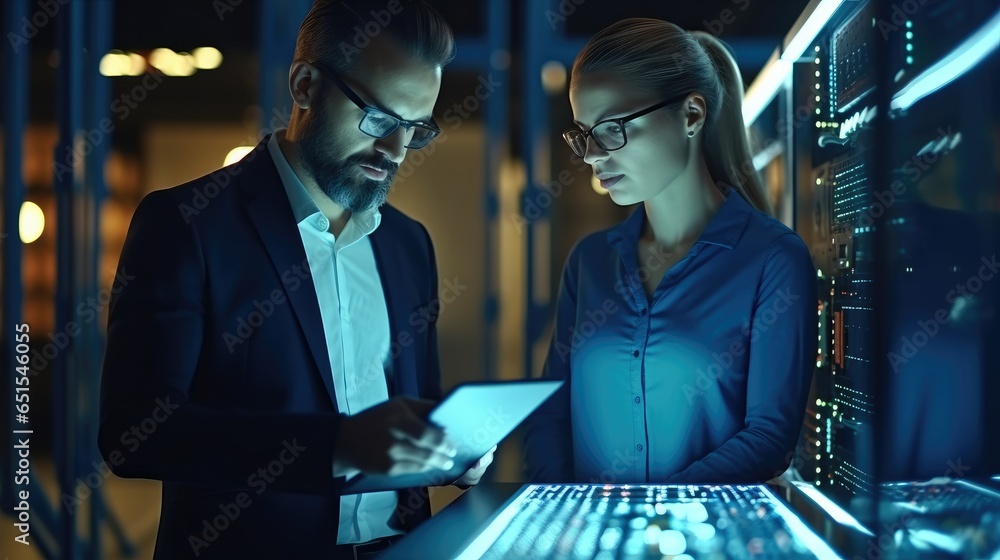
[{"x1": 340, "y1": 378, "x2": 563, "y2": 494}]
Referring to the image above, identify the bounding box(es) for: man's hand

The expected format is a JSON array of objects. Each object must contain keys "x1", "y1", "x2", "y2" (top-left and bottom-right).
[
  {"x1": 453, "y1": 445, "x2": 497, "y2": 488},
  {"x1": 333, "y1": 397, "x2": 457, "y2": 478}
]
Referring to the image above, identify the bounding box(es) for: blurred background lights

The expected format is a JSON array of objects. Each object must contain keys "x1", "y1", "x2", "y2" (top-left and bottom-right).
[
  {"x1": 99, "y1": 50, "x2": 146, "y2": 76},
  {"x1": 540, "y1": 60, "x2": 567, "y2": 94},
  {"x1": 100, "y1": 47, "x2": 222, "y2": 77},
  {"x1": 591, "y1": 175, "x2": 609, "y2": 195},
  {"x1": 149, "y1": 48, "x2": 197, "y2": 76},
  {"x1": 19, "y1": 201, "x2": 45, "y2": 244},
  {"x1": 192, "y1": 47, "x2": 223, "y2": 69}
]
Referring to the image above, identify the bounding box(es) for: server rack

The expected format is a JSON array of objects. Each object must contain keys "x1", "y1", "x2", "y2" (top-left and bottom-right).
[{"x1": 745, "y1": 0, "x2": 999, "y2": 557}]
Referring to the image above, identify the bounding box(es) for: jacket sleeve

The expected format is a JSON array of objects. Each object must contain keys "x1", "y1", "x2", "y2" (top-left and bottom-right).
[
  {"x1": 98, "y1": 189, "x2": 341, "y2": 494},
  {"x1": 522, "y1": 247, "x2": 580, "y2": 483},
  {"x1": 665, "y1": 233, "x2": 818, "y2": 484}
]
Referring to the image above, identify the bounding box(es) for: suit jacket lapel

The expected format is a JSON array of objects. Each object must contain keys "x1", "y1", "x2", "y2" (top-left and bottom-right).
[
  {"x1": 369, "y1": 227, "x2": 408, "y2": 398},
  {"x1": 238, "y1": 139, "x2": 339, "y2": 410}
]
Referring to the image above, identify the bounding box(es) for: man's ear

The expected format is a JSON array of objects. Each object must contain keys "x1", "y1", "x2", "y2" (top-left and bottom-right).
[{"x1": 289, "y1": 60, "x2": 322, "y2": 110}]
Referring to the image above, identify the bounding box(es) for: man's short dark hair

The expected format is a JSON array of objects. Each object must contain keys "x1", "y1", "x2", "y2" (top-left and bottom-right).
[{"x1": 294, "y1": 0, "x2": 456, "y2": 74}]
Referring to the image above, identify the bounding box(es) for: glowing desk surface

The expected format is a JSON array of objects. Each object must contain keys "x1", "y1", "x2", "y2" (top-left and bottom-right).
[{"x1": 380, "y1": 482, "x2": 843, "y2": 560}]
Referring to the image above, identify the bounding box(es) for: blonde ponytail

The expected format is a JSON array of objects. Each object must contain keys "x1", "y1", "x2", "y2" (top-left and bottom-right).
[{"x1": 690, "y1": 31, "x2": 772, "y2": 215}]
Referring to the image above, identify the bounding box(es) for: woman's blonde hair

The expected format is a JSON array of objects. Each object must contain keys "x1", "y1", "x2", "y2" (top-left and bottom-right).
[{"x1": 571, "y1": 18, "x2": 772, "y2": 215}]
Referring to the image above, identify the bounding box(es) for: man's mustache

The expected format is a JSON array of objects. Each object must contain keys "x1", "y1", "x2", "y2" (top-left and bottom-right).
[{"x1": 350, "y1": 156, "x2": 399, "y2": 176}]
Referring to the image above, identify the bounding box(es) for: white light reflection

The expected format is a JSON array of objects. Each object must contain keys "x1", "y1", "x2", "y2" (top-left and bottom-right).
[
  {"x1": 892, "y1": 8, "x2": 999, "y2": 111},
  {"x1": 658, "y1": 529, "x2": 687, "y2": 556}
]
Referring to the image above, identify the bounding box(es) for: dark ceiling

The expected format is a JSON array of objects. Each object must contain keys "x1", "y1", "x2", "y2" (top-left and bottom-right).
[
  {"x1": 16, "y1": 0, "x2": 810, "y2": 149},
  {"x1": 106, "y1": 0, "x2": 806, "y2": 51}
]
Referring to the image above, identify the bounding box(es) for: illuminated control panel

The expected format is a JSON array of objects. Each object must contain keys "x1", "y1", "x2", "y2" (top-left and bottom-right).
[{"x1": 456, "y1": 484, "x2": 843, "y2": 559}]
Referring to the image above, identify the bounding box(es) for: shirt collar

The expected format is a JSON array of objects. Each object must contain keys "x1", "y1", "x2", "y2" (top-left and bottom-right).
[
  {"x1": 266, "y1": 129, "x2": 381, "y2": 237},
  {"x1": 607, "y1": 189, "x2": 752, "y2": 250}
]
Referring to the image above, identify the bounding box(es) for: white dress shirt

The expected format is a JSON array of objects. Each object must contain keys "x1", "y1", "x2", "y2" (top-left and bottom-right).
[{"x1": 267, "y1": 130, "x2": 403, "y2": 544}]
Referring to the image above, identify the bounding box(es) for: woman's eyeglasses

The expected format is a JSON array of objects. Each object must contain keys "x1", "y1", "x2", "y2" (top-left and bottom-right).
[{"x1": 562, "y1": 92, "x2": 692, "y2": 157}]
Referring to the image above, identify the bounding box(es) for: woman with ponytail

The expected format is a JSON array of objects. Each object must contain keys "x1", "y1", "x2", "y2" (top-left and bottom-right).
[{"x1": 524, "y1": 19, "x2": 817, "y2": 485}]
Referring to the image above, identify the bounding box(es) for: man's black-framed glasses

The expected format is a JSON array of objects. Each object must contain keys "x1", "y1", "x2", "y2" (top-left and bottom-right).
[
  {"x1": 309, "y1": 60, "x2": 441, "y2": 149},
  {"x1": 562, "y1": 92, "x2": 692, "y2": 157}
]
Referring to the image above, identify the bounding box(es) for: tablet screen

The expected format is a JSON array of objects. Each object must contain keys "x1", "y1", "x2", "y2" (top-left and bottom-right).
[{"x1": 341, "y1": 379, "x2": 563, "y2": 494}]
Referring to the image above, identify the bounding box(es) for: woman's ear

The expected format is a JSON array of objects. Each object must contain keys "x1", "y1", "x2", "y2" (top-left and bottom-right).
[{"x1": 685, "y1": 93, "x2": 708, "y2": 135}]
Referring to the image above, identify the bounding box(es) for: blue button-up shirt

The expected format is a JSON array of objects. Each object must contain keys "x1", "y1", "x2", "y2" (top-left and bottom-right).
[{"x1": 524, "y1": 192, "x2": 817, "y2": 484}]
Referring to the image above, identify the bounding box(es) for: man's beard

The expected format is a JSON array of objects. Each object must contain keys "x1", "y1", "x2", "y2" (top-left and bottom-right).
[{"x1": 298, "y1": 104, "x2": 399, "y2": 213}]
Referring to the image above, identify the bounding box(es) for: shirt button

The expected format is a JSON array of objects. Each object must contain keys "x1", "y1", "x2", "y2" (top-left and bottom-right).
[
  {"x1": 318, "y1": 217, "x2": 329, "y2": 230},
  {"x1": 636, "y1": 444, "x2": 643, "y2": 452},
  {"x1": 632, "y1": 350, "x2": 640, "y2": 358},
  {"x1": 634, "y1": 396, "x2": 641, "y2": 404},
  {"x1": 640, "y1": 308, "x2": 647, "y2": 316}
]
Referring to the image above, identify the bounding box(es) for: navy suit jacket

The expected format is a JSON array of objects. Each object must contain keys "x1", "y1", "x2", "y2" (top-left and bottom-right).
[{"x1": 98, "y1": 137, "x2": 441, "y2": 559}]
